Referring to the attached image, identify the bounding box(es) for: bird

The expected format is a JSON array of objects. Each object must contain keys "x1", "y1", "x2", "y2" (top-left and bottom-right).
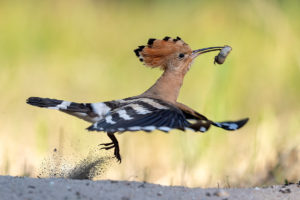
[{"x1": 27, "y1": 36, "x2": 249, "y2": 163}]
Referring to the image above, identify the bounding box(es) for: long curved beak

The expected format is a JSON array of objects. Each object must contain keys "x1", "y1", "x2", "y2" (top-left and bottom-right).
[{"x1": 191, "y1": 46, "x2": 224, "y2": 59}]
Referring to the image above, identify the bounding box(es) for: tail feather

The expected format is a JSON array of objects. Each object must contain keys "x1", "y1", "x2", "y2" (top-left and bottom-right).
[
  {"x1": 212, "y1": 118, "x2": 249, "y2": 131},
  {"x1": 188, "y1": 120, "x2": 211, "y2": 132}
]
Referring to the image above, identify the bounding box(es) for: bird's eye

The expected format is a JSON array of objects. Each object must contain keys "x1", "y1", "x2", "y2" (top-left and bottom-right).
[{"x1": 178, "y1": 53, "x2": 185, "y2": 59}]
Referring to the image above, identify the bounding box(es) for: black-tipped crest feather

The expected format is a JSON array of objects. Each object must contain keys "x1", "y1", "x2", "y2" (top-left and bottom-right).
[
  {"x1": 147, "y1": 38, "x2": 156, "y2": 45},
  {"x1": 134, "y1": 49, "x2": 140, "y2": 57},
  {"x1": 163, "y1": 36, "x2": 170, "y2": 41}
]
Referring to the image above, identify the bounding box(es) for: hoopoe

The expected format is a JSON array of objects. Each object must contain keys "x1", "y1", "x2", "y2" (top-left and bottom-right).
[{"x1": 27, "y1": 36, "x2": 249, "y2": 162}]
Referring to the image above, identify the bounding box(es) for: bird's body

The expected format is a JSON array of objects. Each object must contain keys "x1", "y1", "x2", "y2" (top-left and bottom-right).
[{"x1": 27, "y1": 36, "x2": 249, "y2": 162}]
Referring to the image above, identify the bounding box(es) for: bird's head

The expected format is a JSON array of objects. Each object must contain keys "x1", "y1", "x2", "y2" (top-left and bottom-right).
[{"x1": 134, "y1": 36, "x2": 229, "y2": 75}]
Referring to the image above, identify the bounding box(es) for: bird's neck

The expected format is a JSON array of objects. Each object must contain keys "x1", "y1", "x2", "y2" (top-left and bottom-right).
[{"x1": 142, "y1": 69, "x2": 185, "y2": 103}]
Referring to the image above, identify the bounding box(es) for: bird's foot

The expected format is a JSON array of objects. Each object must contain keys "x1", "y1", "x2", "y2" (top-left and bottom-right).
[
  {"x1": 99, "y1": 143, "x2": 115, "y2": 150},
  {"x1": 99, "y1": 134, "x2": 122, "y2": 163},
  {"x1": 99, "y1": 142, "x2": 114, "y2": 146}
]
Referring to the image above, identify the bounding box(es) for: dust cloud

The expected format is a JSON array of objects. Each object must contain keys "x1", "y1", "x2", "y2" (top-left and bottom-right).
[{"x1": 38, "y1": 147, "x2": 114, "y2": 180}]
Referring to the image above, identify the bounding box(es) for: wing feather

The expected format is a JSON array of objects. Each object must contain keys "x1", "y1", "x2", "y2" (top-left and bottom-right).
[{"x1": 87, "y1": 102, "x2": 190, "y2": 133}]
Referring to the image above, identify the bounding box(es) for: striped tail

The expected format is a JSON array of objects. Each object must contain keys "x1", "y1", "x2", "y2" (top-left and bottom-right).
[
  {"x1": 212, "y1": 118, "x2": 249, "y2": 131},
  {"x1": 186, "y1": 118, "x2": 249, "y2": 133},
  {"x1": 26, "y1": 97, "x2": 113, "y2": 123}
]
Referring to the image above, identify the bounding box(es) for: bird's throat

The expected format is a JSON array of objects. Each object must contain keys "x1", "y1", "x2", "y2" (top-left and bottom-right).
[{"x1": 142, "y1": 70, "x2": 185, "y2": 103}]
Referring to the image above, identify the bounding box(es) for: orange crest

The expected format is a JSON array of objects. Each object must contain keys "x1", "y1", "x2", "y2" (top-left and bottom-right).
[{"x1": 134, "y1": 36, "x2": 192, "y2": 70}]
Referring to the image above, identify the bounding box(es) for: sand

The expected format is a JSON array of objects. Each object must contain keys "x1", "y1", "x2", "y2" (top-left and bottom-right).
[{"x1": 0, "y1": 176, "x2": 299, "y2": 200}]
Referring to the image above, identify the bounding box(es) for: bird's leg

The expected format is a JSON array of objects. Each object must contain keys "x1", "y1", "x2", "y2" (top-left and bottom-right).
[
  {"x1": 108, "y1": 133, "x2": 121, "y2": 163},
  {"x1": 99, "y1": 133, "x2": 121, "y2": 163}
]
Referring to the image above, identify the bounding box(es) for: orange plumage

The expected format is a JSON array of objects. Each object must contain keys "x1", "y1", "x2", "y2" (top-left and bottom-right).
[{"x1": 134, "y1": 36, "x2": 192, "y2": 70}]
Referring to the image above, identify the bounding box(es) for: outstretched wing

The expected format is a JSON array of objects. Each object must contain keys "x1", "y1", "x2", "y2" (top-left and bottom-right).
[
  {"x1": 87, "y1": 98, "x2": 191, "y2": 133},
  {"x1": 27, "y1": 97, "x2": 121, "y2": 123}
]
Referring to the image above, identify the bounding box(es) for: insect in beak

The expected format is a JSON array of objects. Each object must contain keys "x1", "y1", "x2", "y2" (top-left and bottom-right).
[{"x1": 191, "y1": 46, "x2": 232, "y2": 65}]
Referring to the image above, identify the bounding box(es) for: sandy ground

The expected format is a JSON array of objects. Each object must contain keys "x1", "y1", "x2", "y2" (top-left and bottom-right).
[{"x1": 0, "y1": 176, "x2": 299, "y2": 200}]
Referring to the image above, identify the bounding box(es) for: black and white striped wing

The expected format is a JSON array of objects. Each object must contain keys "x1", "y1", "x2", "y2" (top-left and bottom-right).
[
  {"x1": 27, "y1": 97, "x2": 122, "y2": 123},
  {"x1": 87, "y1": 102, "x2": 190, "y2": 133}
]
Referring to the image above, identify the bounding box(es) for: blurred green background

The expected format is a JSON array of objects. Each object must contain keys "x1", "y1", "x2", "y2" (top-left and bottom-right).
[{"x1": 0, "y1": 0, "x2": 299, "y2": 187}]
